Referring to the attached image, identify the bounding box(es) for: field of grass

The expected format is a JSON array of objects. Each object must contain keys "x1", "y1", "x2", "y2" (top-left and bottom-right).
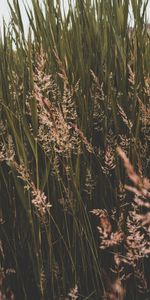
[{"x1": 0, "y1": 0, "x2": 150, "y2": 299}]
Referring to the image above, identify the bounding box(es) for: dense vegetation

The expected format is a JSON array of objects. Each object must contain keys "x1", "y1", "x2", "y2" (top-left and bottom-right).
[{"x1": 0, "y1": 0, "x2": 150, "y2": 299}]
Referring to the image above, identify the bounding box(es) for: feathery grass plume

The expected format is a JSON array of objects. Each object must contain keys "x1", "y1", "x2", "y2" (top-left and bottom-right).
[
  {"x1": 31, "y1": 184, "x2": 51, "y2": 218},
  {"x1": 117, "y1": 182, "x2": 126, "y2": 204},
  {"x1": 54, "y1": 51, "x2": 94, "y2": 153},
  {"x1": 102, "y1": 145, "x2": 116, "y2": 175},
  {"x1": 67, "y1": 284, "x2": 78, "y2": 300},
  {"x1": 84, "y1": 167, "x2": 95, "y2": 196},
  {"x1": 137, "y1": 95, "x2": 150, "y2": 131},
  {"x1": 61, "y1": 82, "x2": 78, "y2": 123},
  {"x1": 117, "y1": 147, "x2": 141, "y2": 186},
  {"x1": 144, "y1": 76, "x2": 150, "y2": 97},
  {"x1": 8, "y1": 70, "x2": 24, "y2": 110},
  {"x1": 118, "y1": 134, "x2": 130, "y2": 155},
  {"x1": 124, "y1": 209, "x2": 150, "y2": 265},
  {"x1": 136, "y1": 92, "x2": 150, "y2": 174},
  {"x1": 0, "y1": 147, "x2": 52, "y2": 221},
  {"x1": 37, "y1": 102, "x2": 73, "y2": 154},
  {"x1": 55, "y1": 52, "x2": 79, "y2": 123},
  {"x1": 0, "y1": 150, "x2": 5, "y2": 162},
  {"x1": 128, "y1": 64, "x2": 135, "y2": 86},
  {"x1": 32, "y1": 49, "x2": 76, "y2": 154},
  {"x1": 0, "y1": 242, "x2": 15, "y2": 300},
  {"x1": 51, "y1": 154, "x2": 61, "y2": 180},
  {"x1": 116, "y1": 147, "x2": 150, "y2": 290},
  {"x1": 117, "y1": 104, "x2": 133, "y2": 130},
  {"x1": 117, "y1": 145, "x2": 150, "y2": 227},
  {"x1": 33, "y1": 47, "x2": 58, "y2": 98},
  {"x1": 90, "y1": 209, "x2": 124, "y2": 249},
  {"x1": 13, "y1": 161, "x2": 51, "y2": 220},
  {"x1": 0, "y1": 119, "x2": 7, "y2": 137},
  {"x1": 0, "y1": 134, "x2": 15, "y2": 162},
  {"x1": 31, "y1": 48, "x2": 93, "y2": 156},
  {"x1": 100, "y1": 130, "x2": 117, "y2": 175}
]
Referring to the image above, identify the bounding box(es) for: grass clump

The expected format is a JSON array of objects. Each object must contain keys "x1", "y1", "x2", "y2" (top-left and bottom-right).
[{"x1": 0, "y1": 0, "x2": 150, "y2": 299}]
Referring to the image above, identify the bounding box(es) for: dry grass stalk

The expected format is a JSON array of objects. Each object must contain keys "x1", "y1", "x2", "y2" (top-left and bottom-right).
[
  {"x1": 31, "y1": 48, "x2": 93, "y2": 156},
  {"x1": 91, "y1": 209, "x2": 124, "y2": 249},
  {"x1": 128, "y1": 64, "x2": 135, "y2": 86},
  {"x1": 13, "y1": 161, "x2": 52, "y2": 220},
  {"x1": 117, "y1": 104, "x2": 133, "y2": 130},
  {"x1": 0, "y1": 135, "x2": 15, "y2": 163},
  {"x1": 0, "y1": 144, "x2": 51, "y2": 221},
  {"x1": 117, "y1": 147, "x2": 141, "y2": 186},
  {"x1": 66, "y1": 284, "x2": 78, "y2": 300},
  {"x1": 84, "y1": 167, "x2": 95, "y2": 195},
  {"x1": 102, "y1": 145, "x2": 116, "y2": 175},
  {"x1": 116, "y1": 147, "x2": 150, "y2": 288}
]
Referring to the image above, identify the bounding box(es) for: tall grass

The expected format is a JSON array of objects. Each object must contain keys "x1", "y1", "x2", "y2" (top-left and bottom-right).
[{"x1": 0, "y1": 0, "x2": 150, "y2": 299}]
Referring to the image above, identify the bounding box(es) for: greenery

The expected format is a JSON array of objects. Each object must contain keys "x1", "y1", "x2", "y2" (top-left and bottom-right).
[{"x1": 0, "y1": 0, "x2": 150, "y2": 299}]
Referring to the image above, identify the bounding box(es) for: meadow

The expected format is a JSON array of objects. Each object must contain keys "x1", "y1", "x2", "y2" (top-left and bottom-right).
[{"x1": 0, "y1": 0, "x2": 150, "y2": 299}]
